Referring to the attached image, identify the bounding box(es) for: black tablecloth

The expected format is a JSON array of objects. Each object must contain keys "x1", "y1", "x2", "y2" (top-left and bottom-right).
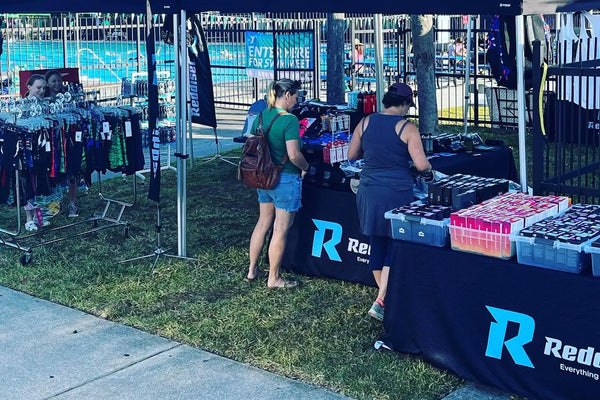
[
  {"x1": 382, "y1": 241, "x2": 600, "y2": 400},
  {"x1": 283, "y1": 146, "x2": 518, "y2": 285},
  {"x1": 281, "y1": 145, "x2": 600, "y2": 400},
  {"x1": 283, "y1": 181, "x2": 376, "y2": 286}
]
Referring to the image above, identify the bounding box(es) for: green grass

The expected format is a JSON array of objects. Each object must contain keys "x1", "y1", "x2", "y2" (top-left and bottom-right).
[
  {"x1": 439, "y1": 106, "x2": 491, "y2": 126},
  {"x1": 0, "y1": 153, "x2": 464, "y2": 400}
]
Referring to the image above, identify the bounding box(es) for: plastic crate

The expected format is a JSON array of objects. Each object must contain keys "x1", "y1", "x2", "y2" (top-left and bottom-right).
[
  {"x1": 449, "y1": 225, "x2": 515, "y2": 259},
  {"x1": 513, "y1": 235, "x2": 593, "y2": 274},
  {"x1": 385, "y1": 211, "x2": 449, "y2": 247},
  {"x1": 584, "y1": 243, "x2": 600, "y2": 277}
]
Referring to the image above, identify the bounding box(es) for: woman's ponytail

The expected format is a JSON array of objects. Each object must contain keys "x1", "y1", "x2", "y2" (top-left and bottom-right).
[
  {"x1": 265, "y1": 79, "x2": 301, "y2": 109},
  {"x1": 266, "y1": 81, "x2": 276, "y2": 109}
]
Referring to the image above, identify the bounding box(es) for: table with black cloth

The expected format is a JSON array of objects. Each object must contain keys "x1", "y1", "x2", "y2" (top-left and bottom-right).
[
  {"x1": 380, "y1": 241, "x2": 600, "y2": 400},
  {"x1": 283, "y1": 145, "x2": 518, "y2": 286},
  {"x1": 281, "y1": 146, "x2": 600, "y2": 399}
]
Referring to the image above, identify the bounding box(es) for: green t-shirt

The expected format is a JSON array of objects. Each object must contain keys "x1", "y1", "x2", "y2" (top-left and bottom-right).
[{"x1": 250, "y1": 107, "x2": 302, "y2": 175}]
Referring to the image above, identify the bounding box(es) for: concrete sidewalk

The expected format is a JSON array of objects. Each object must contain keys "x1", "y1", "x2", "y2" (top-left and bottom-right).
[{"x1": 0, "y1": 286, "x2": 350, "y2": 400}]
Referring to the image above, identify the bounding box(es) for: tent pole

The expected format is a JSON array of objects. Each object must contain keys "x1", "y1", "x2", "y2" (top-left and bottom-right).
[
  {"x1": 374, "y1": 14, "x2": 385, "y2": 110},
  {"x1": 177, "y1": 9, "x2": 188, "y2": 257},
  {"x1": 516, "y1": 15, "x2": 527, "y2": 192},
  {"x1": 463, "y1": 15, "x2": 472, "y2": 134}
]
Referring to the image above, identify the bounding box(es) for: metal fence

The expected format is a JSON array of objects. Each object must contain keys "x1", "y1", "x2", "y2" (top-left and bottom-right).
[
  {"x1": 201, "y1": 14, "x2": 525, "y2": 128},
  {"x1": 532, "y1": 40, "x2": 600, "y2": 204},
  {"x1": 1, "y1": 12, "x2": 527, "y2": 128}
]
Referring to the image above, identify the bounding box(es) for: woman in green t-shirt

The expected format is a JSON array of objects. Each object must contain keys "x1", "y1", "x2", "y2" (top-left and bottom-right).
[{"x1": 245, "y1": 79, "x2": 310, "y2": 289}]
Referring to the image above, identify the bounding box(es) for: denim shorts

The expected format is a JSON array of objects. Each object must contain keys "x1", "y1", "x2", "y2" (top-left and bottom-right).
[{"x1": 257, "y1": 173, "x2": 302, "y2": 212}]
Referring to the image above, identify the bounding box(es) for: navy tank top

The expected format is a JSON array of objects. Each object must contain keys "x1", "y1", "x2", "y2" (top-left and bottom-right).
[{"x1": 359, "y1": 113, "x2": 413, "y2": 190}]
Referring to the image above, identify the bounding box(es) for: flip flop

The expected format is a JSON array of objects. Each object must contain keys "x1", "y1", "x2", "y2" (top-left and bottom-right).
[
  {"x1": 243, "y1": 269, "x2": 267, "y2": 283},
  {"x1": 268, "y1": 278, "x2": 298, "y2": 289}
]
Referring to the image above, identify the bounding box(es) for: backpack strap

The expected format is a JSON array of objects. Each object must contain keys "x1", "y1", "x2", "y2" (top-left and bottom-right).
[
  {"x1": 258, "y1": 110, "x2": 284, "y2": 136},
  {"x1": 261, "y1": 110, "x2": 289, "y2": 166}
]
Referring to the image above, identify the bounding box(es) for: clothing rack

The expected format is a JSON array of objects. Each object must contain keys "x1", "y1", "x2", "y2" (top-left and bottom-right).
[{"x1": 0, "y1": 94, "x2": 144, "y2": 265}]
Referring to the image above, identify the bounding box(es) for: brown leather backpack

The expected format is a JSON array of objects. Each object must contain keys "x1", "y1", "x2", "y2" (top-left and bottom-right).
[{"x1": 237, "y1": 111, "x2": 288, "y2": 189}]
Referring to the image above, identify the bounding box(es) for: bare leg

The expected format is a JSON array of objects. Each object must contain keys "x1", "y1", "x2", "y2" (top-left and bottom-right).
[
  {"x1": 247, "y1": 202, "x2": 274, "y2": 280},
  {"x1": 372, "y1": 269, "x2": 381, "y2": 288},
  {"x1": 377, "y1": 266, "x2": 390, "y2": 301},
  {"x1": 267, "y1": 207, "x2": 296, "y2": 288}
]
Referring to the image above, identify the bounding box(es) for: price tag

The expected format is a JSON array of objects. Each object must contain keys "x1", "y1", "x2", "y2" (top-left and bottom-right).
[
  {"x1": 106, "y1": 130, "x2": 112, "y2": 141},
  {"x1": 75, "y1": 131, "x2": 82, "y2": 142},
  {"x1": 102, "y1": 121, "x2": 110, "y2": 134},
  {"x1": 100, "y1": 131, "x2": 106, "y2": 140},
  {"x1": 125, "y1": 121, "x2": 132, "y2": 137},
  {"x1": 45, "y1": 141, "x2": 51, "y2": 152}
]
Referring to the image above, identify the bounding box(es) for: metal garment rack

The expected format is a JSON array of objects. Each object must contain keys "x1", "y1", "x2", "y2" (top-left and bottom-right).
[{"x1": 0, "y1": 170, "x2": 138, "y2": 265}]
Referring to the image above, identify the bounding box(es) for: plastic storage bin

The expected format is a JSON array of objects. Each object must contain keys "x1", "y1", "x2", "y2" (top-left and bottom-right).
[
  {"x1": 384, "y1": 211, "x2": 450, "y2": 247},
  {"x1": 449, "y1": 225, "x2": 515, "y2": 259},
  {"x1": 584, "y1": 242, "x2": 600, "y2": 277},
  {"x1": 513, "y1": 235, "x2": 593, "y2": 274}
]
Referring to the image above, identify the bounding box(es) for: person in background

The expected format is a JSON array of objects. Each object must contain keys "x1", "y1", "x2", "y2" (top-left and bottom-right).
[
  {"x1": 245, "y1": 78, "x2": 310, "y2": 289},
  {"x1": 241, "y1": 96, "x2": 267, "y2": 137},
  {"x1": 353, "y1": 38, "x2": 365, "y2": 73},
  {"x1": 22, "y1": 75, "x2": 48, "y2": 231},
  {"x1": 346, "y1": 38, "x2": 365, "y2": 75},
  {"x1": 25, "y1": 74, "x2": 46, "y2": 99},
  {"x1": 44, "y1": 70, "x2": 65, "y2": 98},
  {"x1": 43, "y1": 70, "x2": 80, "y2": 218},
  {"x1": 348, "y1": 82, "x2": 432, "y2": 321},
  {"x1": 448, "y1": 37, "x2": 468, "y2": 66}
]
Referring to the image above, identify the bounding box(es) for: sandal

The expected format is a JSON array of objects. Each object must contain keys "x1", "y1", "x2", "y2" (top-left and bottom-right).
[
  {"x1": 243, "y1": 268, "x2": 267, "y2": 283},
  {"x1": 268, "y1": 278, "x2": 298, "y2": 289}
]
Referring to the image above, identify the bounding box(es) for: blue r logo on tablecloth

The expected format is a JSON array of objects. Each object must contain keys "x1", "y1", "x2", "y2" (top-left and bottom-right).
[
  {"x1": 311, "y1": 219, "x2": 342, "y2": 262},
  {"x1": 485, "y1": 306, "x2": 535, "y2": 368}
]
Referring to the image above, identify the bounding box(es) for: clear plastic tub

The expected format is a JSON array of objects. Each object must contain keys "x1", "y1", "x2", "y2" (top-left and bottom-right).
[
  {"x1": 385, "y1": 211, "x2": 450, "y2": 247},
  {"x1": 449, "y1": 225, "x2": 515, "y2": 259},
  {"x1": 514, "y1": 235, "x2": 594, "y2": 274}
]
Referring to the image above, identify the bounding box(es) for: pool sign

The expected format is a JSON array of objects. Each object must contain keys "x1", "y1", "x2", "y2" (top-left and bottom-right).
[{"x1": 245, "y1": 31, "x2": 313, "y2": 79}]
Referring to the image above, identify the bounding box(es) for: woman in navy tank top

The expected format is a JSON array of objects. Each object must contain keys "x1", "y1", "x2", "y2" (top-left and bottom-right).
[{"x1": 348, "y1": 82, "x2": 432, "y2": 321}]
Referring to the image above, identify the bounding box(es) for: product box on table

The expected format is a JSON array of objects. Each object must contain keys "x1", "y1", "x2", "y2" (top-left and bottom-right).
[
  {"x1": 449, "y1": 216, "x2": 522, "y2": 259},
  {"x1": 385, "y1": 210, "x2": 450, "y2": 247},
  {"x1": 446, "y1": 190, "x2": 561, "y2": 260}
]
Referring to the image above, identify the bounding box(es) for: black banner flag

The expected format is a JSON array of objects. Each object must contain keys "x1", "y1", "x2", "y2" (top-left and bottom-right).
[
  {"x1": 146, "y1": 0, "x2": 161, "y2": 203},
  {"x1": 187, "y1": 14, "x2": 217, "y2": 128}
]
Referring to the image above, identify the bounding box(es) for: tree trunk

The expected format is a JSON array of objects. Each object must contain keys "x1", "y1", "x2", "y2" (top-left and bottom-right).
[
  {"x1": 410, "y1": 15, "x2": 438, "y2": 134},
  {"x1": 326, "y1": 13, "x2": 346, "y2": 104}
]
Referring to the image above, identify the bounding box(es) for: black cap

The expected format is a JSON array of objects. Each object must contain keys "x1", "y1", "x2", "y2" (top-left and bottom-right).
[{"x1": 387, "y1": 82, "x2": 416, "y2": 107}]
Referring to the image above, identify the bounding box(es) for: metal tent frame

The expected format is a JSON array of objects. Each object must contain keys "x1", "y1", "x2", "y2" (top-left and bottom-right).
[{"x1": 2, "y1": 0, "x2": 597, "y2": 257}]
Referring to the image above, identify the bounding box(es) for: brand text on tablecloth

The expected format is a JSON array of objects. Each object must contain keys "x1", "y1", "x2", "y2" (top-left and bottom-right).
[
  {"x1": 485, "y1": 306, "x2": 600, "y2": 380},
  {"x1": 311, "y1": 219, "x2": 370, "y2": 264}
]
